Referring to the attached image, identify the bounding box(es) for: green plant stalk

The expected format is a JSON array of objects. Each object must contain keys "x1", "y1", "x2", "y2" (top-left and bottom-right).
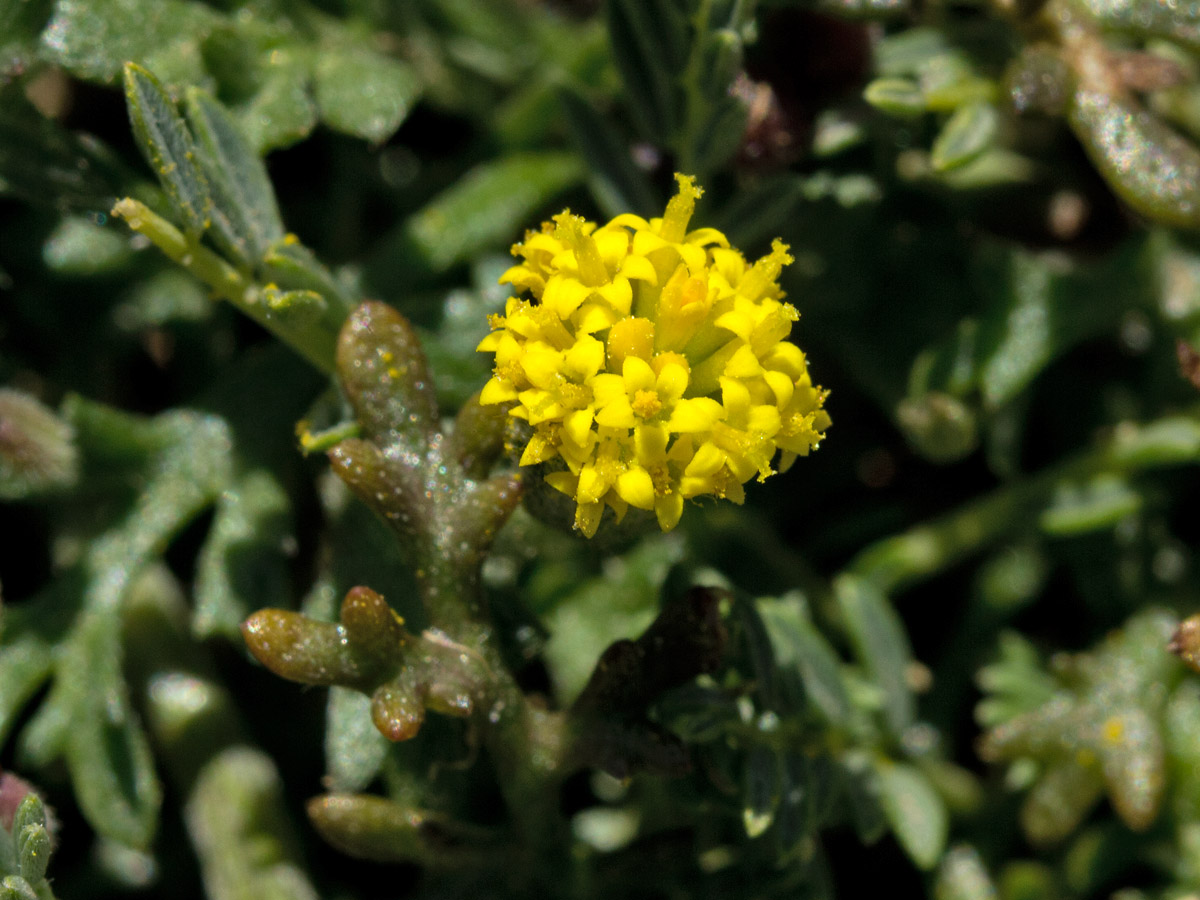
[
  {"x1": 111, "y1": 198, "x2": 338, "y2": 373},
  {"x1": 415, "y1": 551, "x2": 571, "y2": 866},
  {"x1": 844, "y1": 413, "x2": 1200, "y2": 594}
]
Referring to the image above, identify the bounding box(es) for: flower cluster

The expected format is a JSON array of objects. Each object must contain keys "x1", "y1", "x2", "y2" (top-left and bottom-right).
[{"x1": 478, "y1": 175, "x2": 829, "y2": 538}]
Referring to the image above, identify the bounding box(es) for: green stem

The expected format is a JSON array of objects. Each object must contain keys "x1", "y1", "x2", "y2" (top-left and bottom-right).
[
  {"x1": 844, "y1": 412, "x2": 1200, "y2": 594},
  {"x1": 112, "y1": 199, "x2": 337, "y2": 374}
]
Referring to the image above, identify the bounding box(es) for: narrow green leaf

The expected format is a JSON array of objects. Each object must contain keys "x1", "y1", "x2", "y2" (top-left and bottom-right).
[
  {"x1": 185, "y1": 88, "x2": 285, "y2": 264},
  {"x1": 835, "y1": 576, "x2": 915, "y2": 737},
  {"x1": 557, "y1": 87, "x2": 658, "y2": 218},
  {"x1": 876, "y1": 759, "x2": 949, "y2": 870},
  {"x1": 406, "y1": 152, "x2": 583, "y2": 272},
  {"x1": 0, "y1": 630, "x2": 55, "y2": 751},
  {"x1": 1039, "y1": 474, "x2": 1141, "y2": 536},
  {"x1": 606, "y1": 0, "x2": 687, "y2": 141},
  {"x1": 863, "y1": 77, "x2": 925, "y2": 117},
  {"x1": 122, "y1": 63, "x2": 212, "y2": 237},
  {"x1": 314, "y1": 49, "x2": 420, "y2": 145},
  {"x1": 931, "y1": 102, "x2": 999, "y2": 173},
  {"x1": 194, "y1": 470, "x2": 292, "y2": 641},
  {"x1": 61, "y1": 614, "x2": 161, "y2": 849}
]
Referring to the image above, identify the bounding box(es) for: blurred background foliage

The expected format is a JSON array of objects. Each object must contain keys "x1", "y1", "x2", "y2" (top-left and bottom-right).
[{"x1": 5, "y1": 0, "x2": 1200, "y2": 898}]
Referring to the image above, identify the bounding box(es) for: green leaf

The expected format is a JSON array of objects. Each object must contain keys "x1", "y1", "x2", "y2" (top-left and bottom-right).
[
  {"x1": 194, "y1": 469, "x2": 292, "y2": 641},
  {"x1": 0, "y1": 624, "x2": 56, "y2": 751},
  {"x1": 1070, "y1": 86, "x2": 1200, "y2": 229},
  {"x1": 40, "y1": 0, "x2": 217, "y2": 83},
  {"x1": 60, "y1": 614, "x2": 161, "y2": 850},
  {"x1": 875, "y1": 759, "x2": 949, "y2": 870},
  {"x1": 931, "y1": 102, "x2": 1000, "y2": 173},
  {"x1": 405, "y1": 152, "x2": 583, "y2": 272},
  {"x1": 606, "y1": 0, "x2": 687, "y2": 141},
  {"x1": 863, "y1": 77, "x2": 925, "y2": 117},
  {"x1": 231, "y1": 49, "x2": 317, "y2": 154},
  {"x1": 757, "y1": 594, "x2": 852, "y2": 726},
  {"x1": 325, "y1": 688, "x2": 388, "y2": 793},
  {"x1": 42, "y1": 215, "x2": 134, "y2": 276},
  {"x1": 186, "y1": 747, "x2": 318, "y2": 900},
  {"x1": 935, "y1": 844, "x2": 997, "y2": 900},
  {"x1": 185, "y1": 88, "x2": 285, "y2": 265},
  {"x1": 314, "y1": 49, "x2": 421, "y2": 144},
  {"x1": 122, "y1": 63, "x2": 212, "y2": 237},
  {"x1": 834, "y1": 576, "x2": 915, "y2": 737},
  {"x1": 1039, "y1": 474, "x2": 1142, "y2": 536},
  {"x1": 557, "y1": 87, "x2": 658, "y2": 219},
  {"x1": 15, "y1": 402, "x2": 233, "y2": 847}
]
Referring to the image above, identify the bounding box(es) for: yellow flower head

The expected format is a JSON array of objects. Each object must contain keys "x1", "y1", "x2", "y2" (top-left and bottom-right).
[{"x1": 478, "y1": 174, "x2": 830, "y2": 538}]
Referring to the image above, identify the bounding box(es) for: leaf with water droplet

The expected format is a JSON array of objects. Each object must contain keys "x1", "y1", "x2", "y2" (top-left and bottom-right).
[{"x1": 314, "y1": 49, "x2": 420, "y2": 145}]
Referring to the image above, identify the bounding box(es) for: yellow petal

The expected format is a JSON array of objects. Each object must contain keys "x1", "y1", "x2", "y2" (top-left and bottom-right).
[
  {"x1": 595, "y1": 397, "x2": 636, "y2": 429},
  {"x1": 543, "y1": 276, "x2": 591, "y2": 319},
  {"x1": 608, "y1": 317, "x2": 656, "y2": 368},
  {"x1": 519, "y1": 432, "x2": 557, "y2": 466},
  {"x1": 591, "y1": 374, "x2": 626, "y2": 406},
  {"x1": 521, "y1": 346, "x2": 564, "y2": 389},
  {"x1": 623, "y1": 356, "x2": 656, "y2": 392},
  {"x1": 544, "y1": 471, "x2": 578, "y2": 496},
  {"x1": 685, "y1": 441, "x2": 726, "y2": 477},
  {"x1": 564, "y1": 334, "x2": 605, "y2": 380},
  {"x1": 714, "y1": 309, "x2": 755, "y2": 341},
  {"x1": 720, "y1": 377, "x2": 752, "y2": 422},
  {"x1": 634, "y1": 424, "x2": 669, "y2": 462},
  {"x1": 764, "y1": 370, "x2": 795, "y2": 407},
  {"x1": 667, "y1": 397, "x2": 723, "y2": 433},
  {"x1": 596, "y1": 278, "x2": 633, "y2": 316},
  {"x1": 619, "y1": 254, "x2": 658, "y2": 284},
  {"x1": 609, "y1": 213, "x2": 652, "y2": 232},
  {"x1": 723, "y1": 344, "x2": 763, "y2": 379},
  {"x1": 748, "y1": 404, "x2": 782, "y2": 437},
  {"x1": 577, "y1": 302, "x2": 619, "y2": 334},
  {"x1": 575, "y1": 501, "x2": 603, "y2": 538},
  {"x1": 655, "y1": 492, "x2": 684, "y2": 531},
  {"x1": 617, "y1": 467, "x2": 656, "y2": 510},
  {"x1": 684, "y1": 226, "x2": 730, "y2": 248},
  {"x1": 655, "y1": 361, "x2": 689, "y2": 402},
  {"x1": 577, "y1": 465, "x2": 610, "y2": 504},
  {"x1": 563, "y1": 409, "x2": 595, "y2": 447},
  {"x1": 480, "y1": 378, "x2": 518, "y2": 405}
]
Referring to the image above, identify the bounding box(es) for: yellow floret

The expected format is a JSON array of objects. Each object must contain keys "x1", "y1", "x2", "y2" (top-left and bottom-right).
[{"x1": 477, "y1": 173, "x2": 830, "y2": 537}]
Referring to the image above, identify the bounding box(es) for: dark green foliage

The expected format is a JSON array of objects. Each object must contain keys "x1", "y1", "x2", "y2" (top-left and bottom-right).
[{"x1": 7, "y1": 0, "x2": 1200, "y2": 898}]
